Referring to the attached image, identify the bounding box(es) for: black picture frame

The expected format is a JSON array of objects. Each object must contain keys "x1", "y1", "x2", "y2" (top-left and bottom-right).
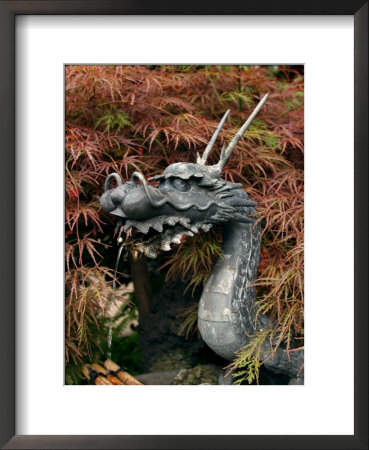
[{"x1": 0, "y1": 1, "x2": 367, "y2": 449}]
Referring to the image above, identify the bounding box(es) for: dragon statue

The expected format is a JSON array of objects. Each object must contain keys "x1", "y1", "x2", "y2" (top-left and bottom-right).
[{"x1": 100, "y1": 95, "x2": 304, "y2": 384}]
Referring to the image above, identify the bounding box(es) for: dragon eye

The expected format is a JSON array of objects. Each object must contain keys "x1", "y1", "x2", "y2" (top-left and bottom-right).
[{"x1": 172, "y1": 178, "x2": 190, "y2": 192}]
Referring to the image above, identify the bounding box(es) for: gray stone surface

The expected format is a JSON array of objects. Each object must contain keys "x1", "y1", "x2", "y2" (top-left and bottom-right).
[
  {"x1": 136, "y1": 370, "x2": 179, "y2": 385},
  {"x1": 288, "y1": 377, "x2": 304, "y2": 385},
  {"x1": 172, "y1": 365, "x2": 221, "y2": 385}
]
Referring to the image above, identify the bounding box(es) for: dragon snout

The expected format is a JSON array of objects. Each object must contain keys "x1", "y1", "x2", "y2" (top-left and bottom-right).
[
  {"x1": 100, "y1": 171, "x2": 166, "y2": 220},
  {"x1": 99, "y1": 185, "x2": 128, "y2": 217}
]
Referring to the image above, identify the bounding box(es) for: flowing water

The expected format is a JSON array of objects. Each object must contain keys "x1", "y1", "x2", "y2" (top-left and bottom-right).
[
  {"x1": 105, "y1": 237, "x2": 139, "y2": 374},
  {"x1": 105, "y1": 242, "x2": 126, "y2": 374}
]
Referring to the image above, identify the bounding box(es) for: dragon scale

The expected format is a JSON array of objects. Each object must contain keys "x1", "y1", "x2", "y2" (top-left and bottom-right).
[{"x1": 199, "y1": 213, "x2": 304, "y2": 378}]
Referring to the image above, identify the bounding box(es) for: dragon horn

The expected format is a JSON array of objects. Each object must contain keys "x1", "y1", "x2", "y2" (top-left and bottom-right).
[
  {"x1": 215, "y1": 94, "x2": 269, "y2": 171},
  {"x1": 197, "y1": 109, "x2": 230, "y2": 165}
]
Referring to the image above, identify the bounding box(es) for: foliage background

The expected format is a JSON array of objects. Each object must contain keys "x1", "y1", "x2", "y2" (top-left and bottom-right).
[{"x1": 65, "y1": 65, "x2": 304, "y2": 384}]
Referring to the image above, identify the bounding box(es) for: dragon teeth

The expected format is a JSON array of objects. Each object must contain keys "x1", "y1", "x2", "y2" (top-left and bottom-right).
[
  {"x1": 161, "y1": 242, "x2": 171, "y2": 251},
  {"x1": 164, "y1": 216, "x2": 179, "y2": 226},
  {"x1": 178, "y1": 217, "x2": 191, "y2": 228},
  {"x1": 151, "y1": 220, "x2": 164, "y2": 232},
  {"x1": 152, "y1": 224, "x2": 163, "y2": 232},
  {"x1": 171, "y1": 235, "x2": 182, "y2": 244},
  {"x1": 137, "y1": 223, "x2": 150, "y2": 234},
  {"x1": 190, "y1": 227, "x2": 199, "y2": 233},
  {"x1": 201, "y1": 224, "x2": 212, "y2": 232}
]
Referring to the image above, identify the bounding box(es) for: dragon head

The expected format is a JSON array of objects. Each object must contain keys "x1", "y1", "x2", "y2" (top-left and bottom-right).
[{"x1": 100, "y1": 95, "x2": 268, "y2": 258}]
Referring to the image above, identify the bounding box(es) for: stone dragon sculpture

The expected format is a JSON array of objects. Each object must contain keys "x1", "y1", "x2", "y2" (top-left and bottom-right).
[{"x1": 100, "y1": 95, "x2": 304, "y2": 383}]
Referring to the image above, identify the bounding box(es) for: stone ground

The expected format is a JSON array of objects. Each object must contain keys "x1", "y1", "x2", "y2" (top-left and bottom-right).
[
  {"x1": 136, "y1": 281, "x2": 231, "y2": 384},
  {"x1": 135, "y1": 281, "x2": 290, "y2": 385}
]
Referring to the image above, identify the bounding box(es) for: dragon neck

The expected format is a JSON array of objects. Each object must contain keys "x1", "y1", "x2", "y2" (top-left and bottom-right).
[
  {"x1": 198, "y1": 219, "x2": 304, "y2": 380},
  {"x1": 223, "y1": 220, "x2": 266, "y2": 337},
  {"x1": 197, "y1": 217, "x2": 264, "y2": 361}
]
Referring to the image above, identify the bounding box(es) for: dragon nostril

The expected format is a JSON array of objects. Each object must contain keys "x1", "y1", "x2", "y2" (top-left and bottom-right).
[
  {"x1": 111, "y1": 190, "x2": 123, "y2": 205},
  {"x1": 100, "y1": 173, "x2": 129, "y2": 214},
  {"x1": 100, "y1": 191, "x2": 115, "y2": 213}
]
